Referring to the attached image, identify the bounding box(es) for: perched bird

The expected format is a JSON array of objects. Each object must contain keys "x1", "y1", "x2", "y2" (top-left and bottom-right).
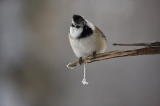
[{"x1": 69, "y1": 14, "x2": 107, "y2": 64}]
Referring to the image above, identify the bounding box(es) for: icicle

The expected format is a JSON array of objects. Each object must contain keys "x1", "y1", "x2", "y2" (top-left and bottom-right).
[{"x1": 81, "y1": 63, "x2": 88, "y2": 85}]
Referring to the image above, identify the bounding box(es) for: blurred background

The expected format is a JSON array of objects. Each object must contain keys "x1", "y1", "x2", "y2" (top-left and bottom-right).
[{"x1": 0, "y1": 0, "x2": 160, "y2": 106}]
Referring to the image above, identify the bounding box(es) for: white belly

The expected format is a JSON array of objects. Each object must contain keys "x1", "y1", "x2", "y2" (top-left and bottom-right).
[{"x1": 69, "y1": 34, "x2": 107, "y2": 58}]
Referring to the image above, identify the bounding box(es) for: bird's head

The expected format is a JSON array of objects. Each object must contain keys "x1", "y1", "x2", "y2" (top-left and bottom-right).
[
  {"x1": 70, "y1": 14, "x2": 95, "y2": 39},
  {"x1": 72, "y1": 14, "x2": 86, "y2": 28}
]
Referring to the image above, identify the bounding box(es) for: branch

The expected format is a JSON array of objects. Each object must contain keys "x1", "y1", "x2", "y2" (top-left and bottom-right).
[
  {"x1": 113, "y1": 42, "x2": 160, "y2": 47},
  {"x1": 67, "y1": 42, "x2": 160, "y2": 69}
]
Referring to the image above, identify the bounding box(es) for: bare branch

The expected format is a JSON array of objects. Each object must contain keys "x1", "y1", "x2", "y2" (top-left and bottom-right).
[
  {"x1": 113, "y1": 42, "x2": 160, "y2": 47},
  {"x1": 67, "y1": 42, "x2": 160, "y2": 69}
]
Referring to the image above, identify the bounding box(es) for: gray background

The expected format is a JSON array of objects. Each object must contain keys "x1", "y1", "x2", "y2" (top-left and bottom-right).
[{"x1": 0, "y1": 0, "x2": 160, "y2": 106}]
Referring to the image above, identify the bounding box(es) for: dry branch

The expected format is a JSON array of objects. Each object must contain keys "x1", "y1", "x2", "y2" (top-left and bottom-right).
[
  {"x1": 113, "y1": 42, "x2": 160, "y2": 47},
  {"x1": 67, "y1": 42, "x2": 160, "y2": 69}
]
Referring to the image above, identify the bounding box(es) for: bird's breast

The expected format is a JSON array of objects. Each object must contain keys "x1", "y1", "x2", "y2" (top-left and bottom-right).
[{"x1": 69, "y1": 33, "x2": 103, "y2": 58}]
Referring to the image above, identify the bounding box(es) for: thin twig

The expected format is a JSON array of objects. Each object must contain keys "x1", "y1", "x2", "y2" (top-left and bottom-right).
[
  {"x1": 67, "y1": 42, "x2": 160, "y2": 69},
  {"x1": 113, "y1": 42, "x2": 160, "y2": 47}
]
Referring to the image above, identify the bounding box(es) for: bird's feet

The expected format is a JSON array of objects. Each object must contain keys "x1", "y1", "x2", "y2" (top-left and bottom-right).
[
  {"x1": 79, "y1": 57, "x2": 83, "y2": 65},
  {"x1": 92, "y1": 51, "x2": 97, "y2": 58},
  {"x1": 87, "y1": 51, "x2": 97, "y2": 59}
]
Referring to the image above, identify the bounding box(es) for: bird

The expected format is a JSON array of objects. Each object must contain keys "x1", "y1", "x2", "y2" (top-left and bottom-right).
[{"x1": 69, "y1": 14, "x2": 107, "y2": 64}]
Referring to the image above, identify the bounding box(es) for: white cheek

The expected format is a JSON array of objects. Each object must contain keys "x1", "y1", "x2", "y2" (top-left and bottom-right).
[{"x1": 70, "y1": 27, "x2": 83, "y2": 38}]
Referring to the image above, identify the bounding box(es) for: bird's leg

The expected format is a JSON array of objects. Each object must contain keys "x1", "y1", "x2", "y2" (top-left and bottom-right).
[
  {"x1": 79, "y1": 57, "x2": 83, "y2": 65},
  {"x1": 92, "y1": 51, "x2": 97, "y2": 58},
  {"x1": 87, "y1": 51, "x2": 97, "y2": 59}
]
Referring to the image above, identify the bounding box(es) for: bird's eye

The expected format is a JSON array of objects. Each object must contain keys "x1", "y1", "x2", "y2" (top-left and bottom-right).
[
  {"x1": 71, "y1": 24, "x2": 75, "y2": 27},
  {"x1": 71, "y1": 24, "x2": 80, "y2": 28},
  {"x1": 76, "y1": 25, "x2": 80, "y2": 28}
]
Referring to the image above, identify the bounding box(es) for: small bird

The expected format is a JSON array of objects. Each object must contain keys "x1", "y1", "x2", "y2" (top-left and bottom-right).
[{"x1": 69, "y1": 14, "x2": 107, "y2": 64}]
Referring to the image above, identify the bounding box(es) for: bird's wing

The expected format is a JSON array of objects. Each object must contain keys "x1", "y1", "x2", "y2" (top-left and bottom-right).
[{"x1": 95, "y1": 26, "x2": 107, "y2": 40}]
